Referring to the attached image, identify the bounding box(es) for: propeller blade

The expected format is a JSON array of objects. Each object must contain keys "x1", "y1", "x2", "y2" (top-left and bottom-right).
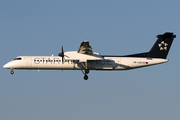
[
  {"x1": 62, "y1": 46, "x2": 64, "y2": 54},
  {"x1": 62, "y1": 46, "x2": 64, "y2": 63},
  {"x1": 58, "y1": 45, "x2": 64, "y2": 63},
  {"x1": 62, "y1": 55, "x2": 63, "y2": 63}
]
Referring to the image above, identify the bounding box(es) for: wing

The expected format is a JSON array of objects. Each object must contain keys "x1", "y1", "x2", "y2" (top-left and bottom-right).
[{"x1": 77, "y1": 41, "x2": 93, "y2": 54}]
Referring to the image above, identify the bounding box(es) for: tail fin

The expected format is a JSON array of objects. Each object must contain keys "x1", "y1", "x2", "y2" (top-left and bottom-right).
[{"x1": 147, "y1": 32, "x2": 176, "y2": 59}]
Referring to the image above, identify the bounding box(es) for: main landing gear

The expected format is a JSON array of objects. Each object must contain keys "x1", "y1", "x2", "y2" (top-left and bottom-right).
[
  {"x1": 10, "y1": 69, "x2": 14, "y2": 74},
  {"x1": 81, "y1": 69, "x2": 89, "y2": 80}
]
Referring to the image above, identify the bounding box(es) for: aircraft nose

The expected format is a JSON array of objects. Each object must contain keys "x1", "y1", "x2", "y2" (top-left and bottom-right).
[
  {"x1": 3, "y1": 63, "x2": 9, "y2": 69},
  {"x1": 3, "y1": 63, "x2": 12, "y2": 69}
]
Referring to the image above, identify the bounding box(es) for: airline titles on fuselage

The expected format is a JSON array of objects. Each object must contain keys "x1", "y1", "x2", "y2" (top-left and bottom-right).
[
  {"x1": 34, "y1": 58, "x2": 114, "y2": 65},
  {"x1": 34, "y1": 58, "x2": 149, "y2": 65}
]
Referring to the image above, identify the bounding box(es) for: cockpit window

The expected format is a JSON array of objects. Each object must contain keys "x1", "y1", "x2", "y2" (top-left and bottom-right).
[{"x1": 13, "y1": 58, "x2": 22, "y2": 60}]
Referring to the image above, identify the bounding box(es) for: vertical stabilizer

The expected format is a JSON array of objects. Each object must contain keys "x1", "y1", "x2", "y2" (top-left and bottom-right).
[{"x1": 147, "y1": 32, "x2": 176, "y2": 59}]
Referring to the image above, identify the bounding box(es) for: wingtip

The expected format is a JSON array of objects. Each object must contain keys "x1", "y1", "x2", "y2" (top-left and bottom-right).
[{"x1": 81, "y1": 41, "x2": 89, "y2": 43}]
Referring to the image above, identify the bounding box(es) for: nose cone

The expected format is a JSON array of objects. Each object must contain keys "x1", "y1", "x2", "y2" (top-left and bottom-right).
[{"x1": 3, "y1": 63, "x2": 12, "y2": 69}]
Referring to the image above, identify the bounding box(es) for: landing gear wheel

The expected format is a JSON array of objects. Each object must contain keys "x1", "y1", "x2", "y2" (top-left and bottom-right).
[
  {"x1": 10, "y1": 70, "x2": 14, "y2": 74},
  {"x1": 84, "y1": 75, "x2": 88, "y2": 80}
]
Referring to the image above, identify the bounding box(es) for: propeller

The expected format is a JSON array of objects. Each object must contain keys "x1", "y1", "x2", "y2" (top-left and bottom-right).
[{"x1": 58, "y1": 46, "x2": 64, "y2": 62}]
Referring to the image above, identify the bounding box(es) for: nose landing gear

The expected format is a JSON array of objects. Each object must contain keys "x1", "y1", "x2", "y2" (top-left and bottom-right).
[{"x1": 10, "y1": 69, "x2": 14, "y2": 74}]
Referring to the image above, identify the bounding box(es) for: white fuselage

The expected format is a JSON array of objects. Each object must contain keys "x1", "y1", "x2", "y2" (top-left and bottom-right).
[{"x1": 3, "y1": 55, "x2": 168, "y2": 71}]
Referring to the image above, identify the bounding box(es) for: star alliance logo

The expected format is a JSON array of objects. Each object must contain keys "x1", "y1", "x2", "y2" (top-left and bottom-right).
[{"x1": 158, "y1": 41, "x2": 168, "y2": 50}]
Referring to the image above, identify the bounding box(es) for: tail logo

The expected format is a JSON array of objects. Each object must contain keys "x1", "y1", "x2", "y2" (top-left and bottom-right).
[{"x1": 158, "y1": 41, "x2": 168, "y2": 50}]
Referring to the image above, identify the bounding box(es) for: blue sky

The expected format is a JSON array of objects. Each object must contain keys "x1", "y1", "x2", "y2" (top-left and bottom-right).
[{"x1": 1, "y1": 0, "x2": 180, "y2": 120}]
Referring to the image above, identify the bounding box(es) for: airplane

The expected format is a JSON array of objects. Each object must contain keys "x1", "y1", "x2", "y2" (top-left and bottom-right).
[{"x1": 3, "y1": 32, "x2": 176, "y2": 80}]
